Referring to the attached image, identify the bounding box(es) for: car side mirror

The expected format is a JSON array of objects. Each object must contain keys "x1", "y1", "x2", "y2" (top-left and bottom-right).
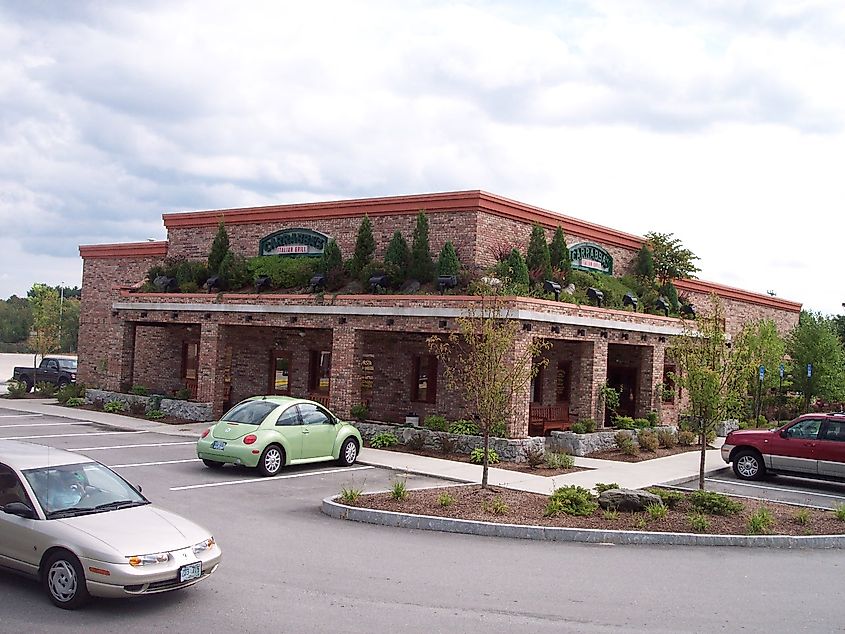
[
  {"x1": 135, "y1": 484, "x2": 143, "y2": 494},
  {"x1": 2, "y1": 502, "x2": 36, "y2": 519}
]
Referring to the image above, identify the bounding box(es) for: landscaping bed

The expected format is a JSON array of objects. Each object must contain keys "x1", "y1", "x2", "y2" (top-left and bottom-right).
[
  {"x1": 345, "y1": 485, "x2": 845, "y2": 537},
  {"x1": 586, "y1": 444, "x2": 709, "y2": 463},
  {"x1": 54, "y1": 402, "x2": 191, "y2": 426}
]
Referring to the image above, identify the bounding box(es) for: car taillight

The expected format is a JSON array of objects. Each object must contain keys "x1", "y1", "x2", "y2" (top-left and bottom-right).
[
  {"x1": 244, "y1": 434, "x2": 257, "y2": 445},
  {"x1": 201, "y1": 429, "x2": 210, "y2": 438}
]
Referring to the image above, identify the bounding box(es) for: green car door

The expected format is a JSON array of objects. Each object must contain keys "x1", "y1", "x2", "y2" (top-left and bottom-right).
[
  {"x1": 273, "y1": 405, "x2": 305, "y2": 461},
  {"x1": 299, "y1": 403, "x2": 338, "y2": 459}
]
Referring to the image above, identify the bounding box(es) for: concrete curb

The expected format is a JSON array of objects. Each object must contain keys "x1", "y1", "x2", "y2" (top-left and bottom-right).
[{"x1": 322, "y1": 497, "x2": 845, "y2": 549}]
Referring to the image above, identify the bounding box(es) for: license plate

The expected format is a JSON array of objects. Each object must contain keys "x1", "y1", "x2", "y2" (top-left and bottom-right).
[
  {"x1": 211, "y1": 440, "x2": 226, "y2": 450},
  {"x1": 179, "y1": 562, "x2": 202, "y2": 583}
]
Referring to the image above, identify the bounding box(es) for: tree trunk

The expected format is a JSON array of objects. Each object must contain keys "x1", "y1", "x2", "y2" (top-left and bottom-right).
[
  {"x1": 699, "y1": 429, "x2": 706, "y2": 490},
  {"x1": 481, "y1": 429, "x2": 489, "y2": 488}
]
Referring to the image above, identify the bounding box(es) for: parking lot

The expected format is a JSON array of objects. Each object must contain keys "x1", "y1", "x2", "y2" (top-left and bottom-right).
[{"x1": 667, "y1": 467, "x2": 845, "y2": 510}]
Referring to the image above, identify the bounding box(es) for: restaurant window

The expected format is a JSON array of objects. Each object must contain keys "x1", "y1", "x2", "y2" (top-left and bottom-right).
[
  {"x1": 181, "y1": 342, "x2": 199, "y2": 398},
  {"x1": 412, "y1": 355, "x2": 437, "y2": 404},
  {"x1": 531, "y1": 363, "x2": 544, "y2": 404},
  {"x1": 309, "y1": 351, "x2": 331, "y2": 393},
  {"x1": 270, "y1": 352, "x2": 292, "y2": 395},
  {"x1": 662, "y1": 364, "x2": 677, "y2": 403}
]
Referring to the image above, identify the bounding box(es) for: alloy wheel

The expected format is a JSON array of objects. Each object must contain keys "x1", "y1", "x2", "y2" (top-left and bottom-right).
[
  {"x1": 737, "y1": 455, "x2": 759, "y2": 478},
  {"x1": 48, "y1": 560, "x2": 78, "y2": 603}
]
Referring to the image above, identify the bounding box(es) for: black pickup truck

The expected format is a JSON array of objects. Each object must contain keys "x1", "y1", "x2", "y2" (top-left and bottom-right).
[{"x1": 12, "y1": 356, "x2": 78, "y2": 391}]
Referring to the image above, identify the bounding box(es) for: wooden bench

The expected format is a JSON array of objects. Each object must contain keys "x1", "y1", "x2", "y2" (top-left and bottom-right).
[{"x1": 528, "y1": 403, "x2": 571, "y2": 437}]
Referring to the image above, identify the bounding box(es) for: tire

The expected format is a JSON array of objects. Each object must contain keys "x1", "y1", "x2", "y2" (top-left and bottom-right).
[
  {"x1": 337, "y1": 438, "x2": 359, "y2": 467},
  {"x1": 202, "y1": 459, "x2": 224, "y2": 469},
  {"x1": 43, "y1": 550, "x2": 90, "y2": 610},
  {"x1": 257, "y1": 445, "x2": 284, "y2": 477},
  {"x1": 733, "y1": 449, "x2": 765, "y2": 481},
  {"x1": 23, "y1": 377, "x2": 34, "y2": 393},
  {"x1": 57, "y1": 378, "x2": 69, "y2": 388}
]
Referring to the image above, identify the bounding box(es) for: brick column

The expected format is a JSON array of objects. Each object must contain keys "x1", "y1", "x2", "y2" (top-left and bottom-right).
[
  {"x1": 636, "y1": 344, "x2": 665, "y2": 419},
  {"x1": 197, "y1": 323, "x2": 229, "y2": 418},
  {"x1": 329, "y1": 326, "x2": 360, "y2": 419},
  {"x1": 505, "y1": 333, "x2": 533, "y2": 439},
  {"x1": 589, "y1": 336, "x2": 609, "y2": 427},
  {"x1": 110, "y1": 321, "x2": 136, "y2": 392}
]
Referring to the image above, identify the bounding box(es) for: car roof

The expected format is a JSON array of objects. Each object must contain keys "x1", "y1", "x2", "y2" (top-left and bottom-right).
[
  {"x1": 242, "y1": 395, "x2": 312, "y2": 406},
  {"x1": 0, "y1": 440, "x2": 91, "y2": 471}
]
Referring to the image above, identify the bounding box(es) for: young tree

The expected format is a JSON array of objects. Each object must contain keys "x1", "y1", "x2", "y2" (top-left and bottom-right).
[
  {"x1": 743, "y1": 320, "x2": 786, "y2": 420},
  {"x1": 549, "y1": 226, "x2": 571, "y2": 276},
  {"x1": 409, "y1": 211, "x2": 435, "y2": 282},
  {"x1": 428, "y1": 294, "x2": 548, "y2": 488},
  {"x1": 317, "y1": 239, "x2": 343, "y2": 274},
  {"x1": 60, "y1": 298, "x2": 81, "y2": 353},
  {"x1": 670, "y1": 295, "x2": 751, "y2": 489},
  {"x1": 525, "y1": 224, "x2": 551, "y2": 282},
  {"x1": 787, "y1": 311, "x2": 845, "y2": 412},
  {"x1": 504, "y1": 249, "x2": 530, "y2": 287},
  {"x1": 384, "y1": 231, "x2": 410, "y2": 283},
  {"x1": 645, "y1": 232, "x2": 700, "y2": 286},
  {"x1": 437, "y1": 241, "x2": 460, "y2": 277},
  {"x1": 27, "y1": 283, "x2": 62, "y2": 363},
  {"x1": 350, "y1": 215, "x2": 376, "y2": 277},
  {"x1": 207, "y1": 220, "x2": 230, "y2": 275},
  {"x1": 635, "y1": 244, "x2": 655, "y2": 280}
]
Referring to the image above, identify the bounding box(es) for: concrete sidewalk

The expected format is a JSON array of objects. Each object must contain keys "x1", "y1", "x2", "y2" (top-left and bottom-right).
[{"x1": 0, "y1": 398, "x2": 726, "y2": 492}]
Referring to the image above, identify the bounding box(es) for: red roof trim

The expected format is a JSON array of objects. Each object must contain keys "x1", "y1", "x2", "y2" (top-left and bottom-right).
[
  {"x1": 674, "y1": 278, "x2": 801, "y2": 312},
  {"x1": 80, "y1": 241, "x2": 169, "y2": 259}
]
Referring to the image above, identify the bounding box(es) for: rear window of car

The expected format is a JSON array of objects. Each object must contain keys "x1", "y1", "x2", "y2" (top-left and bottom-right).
[
  {"x1": 221, "y1": 401, "x2": 279, "y2": 425},
  {"x1": 57, "y1": 359, "x2": 77, "y2": 370}
]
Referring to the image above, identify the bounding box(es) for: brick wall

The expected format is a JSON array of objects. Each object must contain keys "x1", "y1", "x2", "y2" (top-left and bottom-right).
[{"x1": 133, "y1": 324, "x2": 197, "y2": 395}]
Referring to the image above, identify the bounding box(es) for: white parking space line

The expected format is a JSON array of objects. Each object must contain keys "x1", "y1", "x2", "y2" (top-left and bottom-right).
[
  {"x1": 0, "y1": 421, "x2": 89, "y2": 428},
  {"x1": 109, "y1": 458, "x2": 202, "y2": 468},
  {"x1": 69, "y1": 441, "x2": 196, "y2": 451},
  {"x1": 2, "y1": 430, "x2": 148, "y2": 441},
  {"x1": 170, "y1": 465, "x2": 375, "y2": 491},
  {"x1": 706, "y1": 477, "x2": 845, "y2": 500},
  {"x1": 0, "y1": 414, "x2": 44, "y2": 419}
]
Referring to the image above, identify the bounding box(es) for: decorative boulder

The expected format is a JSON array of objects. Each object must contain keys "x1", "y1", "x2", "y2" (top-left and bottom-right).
[{"x1": 598, "y1": 488, "x2": 663, "y2": 512}]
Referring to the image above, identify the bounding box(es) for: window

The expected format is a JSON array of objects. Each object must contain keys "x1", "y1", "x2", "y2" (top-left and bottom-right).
[
  {"x1": 182, "y1": 342, "x2": 199, "y2": 380},
  {"x1": 821, "y1": 420, "x2": 845, "y2": 442},
  {"x1": 270, "y1": 352, "x2": 292, "y2": 395},
  {"x1": 555, "y1": 362, "x2": 571, "y2": 403},
  {"x1": 412, "y1": 355, "x2": 437, "y2": 403},
  {"x1": 221, "y1": 400, "x2": 278, "y2": 425},
  {"x1": 299, "y1": 403, "x2": 332, "y2": 425},
  {"x1": 309, "y1": 351, "x2": 331, "y2": 393},
  {"x1": 275, "y1": 406, "x2": 301, "y2": 426},
  {"x1": 531, "y1": 363, "x2": 544, "y2": 403},
  {"x1": 662, "y1": 365, "x2": 676, "y2": 403},
  {"x1": 0, "y1": 464, "x2": 31, "y2": 508},
  {"x1": 785, "y1": 419, "x2": 822, "y2": 440}
]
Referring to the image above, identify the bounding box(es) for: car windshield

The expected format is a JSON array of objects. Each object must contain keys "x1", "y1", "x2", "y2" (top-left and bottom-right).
[
  {"x1": 57, "y1": 359, "x2": 77, "y2": 370},
  {"x1": 221, "y1": 401, "x2": 279, "y2": 425},
  {"x1": 23, "y1": 462, "x2": 148, "y2": 519}
]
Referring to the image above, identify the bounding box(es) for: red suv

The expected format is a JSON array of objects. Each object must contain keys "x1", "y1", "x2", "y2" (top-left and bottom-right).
[{"x1": 722, "y1": 413, "x2": 845, "y2": 481}]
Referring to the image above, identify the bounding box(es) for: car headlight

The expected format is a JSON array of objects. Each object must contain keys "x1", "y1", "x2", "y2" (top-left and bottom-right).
[
  {"x1": 128, "y1": 552, "x2": 170, "y2": 567},
  {"x1": 192, "y1": 537, "x2": 215, "y2": 556}
]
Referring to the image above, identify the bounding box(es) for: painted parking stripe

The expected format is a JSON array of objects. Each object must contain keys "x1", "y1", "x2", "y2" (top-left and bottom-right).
[
  {"x1": 0, "y1": 414, "x2": 44, "y2": 419},
  {"x1": 705, "y1": 477, "x2": 845, "y2": 501},
  {"x1": 2, "y1": 430, "x2": 148, "y2": 441},
  {"x1": 170, "y1": 465, "x2": 375, "y2": 491},
  {"x1": 109, "y1": 458, "x2": 202, "y2": 468},
  {"x1": 0, "y1": 421, "x2": 89, "y2": 428},
  {"x1": 70, "y1": 441, "x2": 196, "y2": 451}
]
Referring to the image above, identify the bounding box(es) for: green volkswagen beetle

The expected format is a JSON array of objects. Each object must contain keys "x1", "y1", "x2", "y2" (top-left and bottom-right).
[{"x1": 196, "y1": 396, "x2": 363, "y2": 476}]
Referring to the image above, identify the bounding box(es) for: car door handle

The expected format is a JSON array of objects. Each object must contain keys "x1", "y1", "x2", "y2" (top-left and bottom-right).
[{"x1": 302, "y1": 429, "x2": 310, "y2": 434}]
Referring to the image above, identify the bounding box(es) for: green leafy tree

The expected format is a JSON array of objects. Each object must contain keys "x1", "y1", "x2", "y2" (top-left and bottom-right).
[
  {"x1": 505, "y1": 249, "x2": 530, "y2": 287},
  {"x1": 428, "y1": 293, "x2": 549, "y2": 488},
  {"x1": 0, "y1": 296, "x2": 33, "y2": 343},
  {"x1": 645, "y1": 232, "x2": 700, "y2": 286},
  {"x1": 786, "y1": 311, "x2": 845, "y2": 412},
  {"x1": 742, "y1": 320, "x2": 786, "y2": 420},
  {"x1": 350, "y1": 215, "x2": 376, "y2": 277},
  {"x1": 549, "y1": 226, "x2": 571, "y2": 276},
  {"x1": 661, "y1": 281, "x2": 679, "y2": 313},
  {"x1": 27, "y1": 284, "x2": 62, "y2": 362},
  {"x1": 207, "y1": 220, "x2": 230, "y2": 275},
  {"x1": 318, "y1": 239, "x2": 343, "y2": 274},
  {"x1": 635, "y1": 244, "x2": 655, "y2": 280},
  {"x1": 409, "y1": 211, "x2": 435, "y2": 282},
  {"x1": 384, "y1": 231, "x2": 410, "y2": 283},
  {"x1": 437, "y1": 241, "x2": 460, "y2": 277},
  {"x1": 59, "y1": 298, "x2": 81, "y2": 353},
  {"x1": 670, "y1": 295, "x2": 752, "y2": 489},
  {"x1": 525, "y1": 224, "x2": 551, "y2": 282}
]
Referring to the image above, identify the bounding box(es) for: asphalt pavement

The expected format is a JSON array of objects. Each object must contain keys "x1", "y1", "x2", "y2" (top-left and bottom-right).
[{"x1": 1, "y1": 400, "x2": 845, "y2": 632}]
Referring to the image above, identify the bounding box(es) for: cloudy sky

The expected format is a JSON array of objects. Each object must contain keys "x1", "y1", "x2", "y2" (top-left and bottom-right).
[{"x1": 1, "y1": 1, "x2": 843, "y2": 313}]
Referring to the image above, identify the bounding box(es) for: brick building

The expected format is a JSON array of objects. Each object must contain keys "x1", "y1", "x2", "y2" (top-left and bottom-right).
[{"x1": 77, "y1": 191, "x2": 801, "y2": 437}]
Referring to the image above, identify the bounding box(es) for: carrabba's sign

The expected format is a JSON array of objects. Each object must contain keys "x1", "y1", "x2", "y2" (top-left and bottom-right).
[
  {"x1": 569, "y1": 242, "x2": 613, "y2": 275},
  {"x1": 259, "y1": 228, "x2": 329, "y2": 257}
]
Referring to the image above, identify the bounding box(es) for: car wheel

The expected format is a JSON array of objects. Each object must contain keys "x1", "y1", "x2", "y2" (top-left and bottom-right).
[
  {"x1": 257, "y1": 445, "x2": 284, "y2": 477},
  {"x1": 24, "y1": 378, "x2": 34, "y2": 393},
  {"x1": 338, "y1": 438, "x2": 359, "y2": 466},
  {"x1": 57, "y1": 378, "x2": 69, "y2": 388},
  {"x1": 43, "y1": 550, "x2": 90, "y2": 610},
  {"x1": 202, "y1": 459, "x2": 224, "y2": 469},
  {"x1": 733, "y1": 450, "x2": 765, "y2": 481}
]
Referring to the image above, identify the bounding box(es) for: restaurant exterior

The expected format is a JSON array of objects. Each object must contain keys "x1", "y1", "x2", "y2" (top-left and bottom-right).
[{"x1": 77, "y1": 191, "x2": 801, "y2": 437}]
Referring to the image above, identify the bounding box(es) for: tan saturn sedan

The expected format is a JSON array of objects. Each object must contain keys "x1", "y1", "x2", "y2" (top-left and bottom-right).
[{"x1": 0, "y1": 440, "x2": 221, "y2": 609}]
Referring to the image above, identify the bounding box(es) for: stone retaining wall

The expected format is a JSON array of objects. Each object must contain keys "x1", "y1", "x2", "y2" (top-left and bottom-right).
[
  {"x1": 86, "y1": 389, "x2": 213, "y2": 422},
  {"x1": 548, "y1": 425, "x2": 677, "y2": 456},
  {"x1": 355, "y1": 421, "x2": 544, "y2": 463}
]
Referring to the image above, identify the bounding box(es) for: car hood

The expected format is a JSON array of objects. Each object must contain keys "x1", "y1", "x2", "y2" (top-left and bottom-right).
[{"x1": 59, "y1": 504, "x2": 211, "y2": 557}]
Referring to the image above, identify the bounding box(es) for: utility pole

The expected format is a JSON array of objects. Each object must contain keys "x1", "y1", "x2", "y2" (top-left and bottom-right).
[{"x1": 58, "y1": 284, "x2": 65, "y2": 352}]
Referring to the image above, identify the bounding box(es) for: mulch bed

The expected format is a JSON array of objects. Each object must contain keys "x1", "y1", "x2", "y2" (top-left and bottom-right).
[
  {"x1": 348, "y1": 485, "x2": 845, "y2": 536},
  {"x1": 367, "y1": 443, "x2": 586, "y2": 477},
  {"x1": 587, "y1": 444, "x2": 709, "y2": 463}
]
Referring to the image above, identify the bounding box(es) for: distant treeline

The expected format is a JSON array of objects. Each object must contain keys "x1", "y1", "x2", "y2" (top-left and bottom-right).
[{"x1": 0, "y1": 285, "x2": 81, "y2": 353}]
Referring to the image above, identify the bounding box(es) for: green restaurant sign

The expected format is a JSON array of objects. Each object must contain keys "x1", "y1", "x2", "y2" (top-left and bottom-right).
[
  {"x1": 259, "y1": 228, "x2": 329, "y2": 257},
  {"x1": 569, "y1": 242, "x2": 613, "y2": 275}
]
